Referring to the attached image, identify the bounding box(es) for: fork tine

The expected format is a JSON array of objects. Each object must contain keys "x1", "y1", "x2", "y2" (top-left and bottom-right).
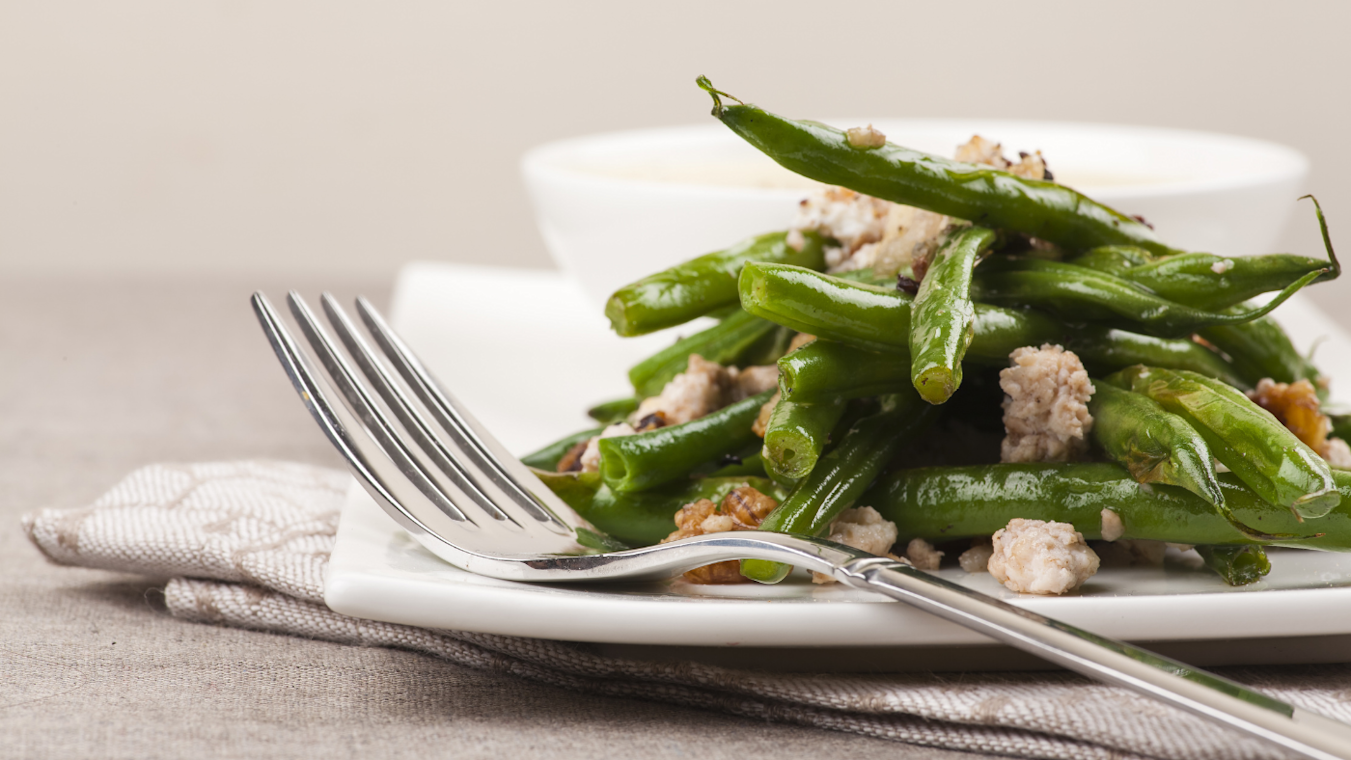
[
  {"x1": 318, "y1": 292, "x2": 524, "y2": 526},
  {"x1": 250, "y1": 292, "x2": 478, "y2": 550},
  {"x1": 353, "y1": 295, "x2": 577, "y2": 535},
  {"x1": 284, "y1": 291, "x2": 484, "y2": 527}
]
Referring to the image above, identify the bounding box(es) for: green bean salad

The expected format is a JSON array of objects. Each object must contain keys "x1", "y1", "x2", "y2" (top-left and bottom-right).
[{"x1": 526, "y1": 78, "x2": 1349, "y2": 595}]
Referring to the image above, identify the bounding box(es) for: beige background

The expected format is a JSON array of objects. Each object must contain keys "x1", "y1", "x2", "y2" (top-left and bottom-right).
[{"x1": 2, "y1": 0, "x2": 1350, "y2": 288}]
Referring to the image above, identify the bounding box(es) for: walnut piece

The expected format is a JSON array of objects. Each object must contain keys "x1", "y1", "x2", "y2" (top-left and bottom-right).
[
  {"x1": 1000, "y1": 344, "x2": 1095, "y2": 463},
  {"x1": 1246, "y1": 377, "x2": 1351, "y2": 467},
  {"x1": 988, "y1": 518, "x2": 1100, "y2": 595},
  {"x1": 661, "y1": 486, "x2": 779, "y2": 584},
  {"x1": 752, "y1": 391, "x2": 780, "y2": 438},
  {"x1": 787, "y1": 332, "x2": 816, "y2": 353}
]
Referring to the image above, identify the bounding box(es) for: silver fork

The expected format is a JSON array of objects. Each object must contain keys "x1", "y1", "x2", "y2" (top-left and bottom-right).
[{"x1": 253, "y1": 289, "x2": 1351, "y2": 760}]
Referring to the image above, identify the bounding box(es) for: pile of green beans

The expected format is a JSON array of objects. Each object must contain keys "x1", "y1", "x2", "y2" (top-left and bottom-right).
[{"x1": 522, "y1": 77, "x2": 1349, "y2": 591}]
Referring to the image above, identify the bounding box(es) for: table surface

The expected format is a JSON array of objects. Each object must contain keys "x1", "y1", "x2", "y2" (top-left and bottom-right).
[{"x1": 0, "y1": 273, "x2": 981, "y2": 759}]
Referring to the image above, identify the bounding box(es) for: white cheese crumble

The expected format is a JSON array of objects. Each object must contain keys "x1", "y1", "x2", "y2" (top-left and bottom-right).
[
  {"x1": 811, "y1": 506, "x2": 899, "y2": 584},
  {"x1": 845, "y1": 124, "x2": 887, "y2": 149},
  {"x1": 634, "y1": 355, "x2": 779, "y2": 427},
  {"x1": 1000, "y1": 345, "x2": 1095, "y2": 463},
  {"x1": 1210, "y1": 259, "x2": 1235, "y2": 274},
  {"x1": 1325, "y1": 437, "x2": 1351, "y2": 469},
  {"x1": 905, "y1": 537, "x2": 944, "y2": 571},
  {"x1": 578, "y1": 422, "x2": 636, "y2": 473},
  {"x1": 958, "y1": 539, "x2": 994, "y2": 573},
  {"x1": 1099, "y1": 509, "x2": 1125, "y2": 542},
  {"x1": 988, "y1": 518, "x2": 1100, "y2": 595}
]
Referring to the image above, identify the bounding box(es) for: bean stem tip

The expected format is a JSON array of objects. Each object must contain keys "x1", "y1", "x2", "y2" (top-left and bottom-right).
[{"x1": 696, "y1": 75, "x2": 742, "y2": 118}]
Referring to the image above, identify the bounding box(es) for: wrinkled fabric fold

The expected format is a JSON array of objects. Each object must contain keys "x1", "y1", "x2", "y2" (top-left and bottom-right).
[{"x1": 23, "y1": 460, "x2": 1340, "y2": 760}]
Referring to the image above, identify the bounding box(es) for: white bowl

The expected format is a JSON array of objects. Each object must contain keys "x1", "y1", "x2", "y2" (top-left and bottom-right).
[{"x1": 521, "y1": 119, "x2": 1309, "y2": 310}]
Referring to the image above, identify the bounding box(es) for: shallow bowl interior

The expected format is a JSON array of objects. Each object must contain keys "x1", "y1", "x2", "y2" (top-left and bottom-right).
[{"x1": 522, "y1": 119, "x2": 1309, "y2": 308}]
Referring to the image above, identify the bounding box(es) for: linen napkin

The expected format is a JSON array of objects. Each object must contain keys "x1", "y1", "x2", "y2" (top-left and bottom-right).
[{"x1": 22, "y1": 460, "x2": 1347, "y2": 760}]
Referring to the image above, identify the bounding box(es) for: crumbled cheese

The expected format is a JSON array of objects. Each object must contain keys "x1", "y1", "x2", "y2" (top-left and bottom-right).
[
  {"x1": 811, "y1": 507, "x2": 899, "y2": 584},
  {"x1": 1095, "y1": 539, "x2": 1167, "y2": 568},
  {"x1": 795, "y1": 135, "x2": 1051, "y2": 276},
  {"x1": 959, "y1": 538, "x2": 993, "y2": 573},
  {"x1": 1000, "y1": 345, "x2": 1095, "y2": 463},
  {"x1": 953, "y1": 135, "x2": 1050, "y2": 180},
  {"x1": 1210, "y1": 259, "x2": 1235, "y2": 274},
  {"x1": 848, "y1": 205, "x2": 952, "y2": 279},
  {"x1": 1099, "y1": 508, "x2": 1125, "y2": 542},
  {"x1": 954, "y1": 135, "x2": 1006, "y2": 167},
  {"x1": 906, "y1": 537, "x2": 944, "y2": 571},
  {"x1": 790, "y1": 187, "x2": 891, "y2": 264},
  {"x1": 635, "y1": 355, "x2": 779, "y2": 427},
  {"x1": 578, "y1": 422, "x2": 636, "y2": 473},
  {"x1": 988, "y1": 519, "x2": 1099, "y2": 595},
  {"x1": 845, "y1": 124, "x2": 887, "y2": 149},
  {"x1": 1325, "y1": 437, "x2": 1351, "y2": 469},
  {"x1": 732, "y1": 364, "x2": 780, "y2": 400},
  {"x1": 662, "y1": 486, "x2": 779, "y2": 584},
  {"x1": 785, "y1": 228, "x2": 806, "y2": 252}
]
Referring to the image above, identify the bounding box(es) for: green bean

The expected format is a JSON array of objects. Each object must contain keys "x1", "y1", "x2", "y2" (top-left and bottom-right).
[
  {"x1": 761, "y1": 395, "x2": 847, "y2": 481},
  {"x1": 972, "y1": 257, "x2": 1325, "y2": 337},
  {"x1": 1065, "y1": 326, "x2": 1247, "y2": 389},
  {"x1": 1197, "y1": 314, "x2": 1324, "y2": 393},
  {"x1": 520, "y1": 426, "x2": 602, "y2": 470},
  {"x1": 627, "y1": 309, "x2": 776, "y2": 397},
  {"x1": 598, "y1": 390, "x2": 774, "y2": 493},
  {"x1": 778, "y1": 325, "x2": 1246, "y2": 403},
  {"x1": 1108, "y1": 365, "x2": 1339, "y2": 519},
  {"x1": 533, "y1": 469, "x2": 782, "y2": 547},
  {"x1": 1069, "y1": 245, "x2": 1154, "y2": 272},
  {"x1": 742, "y1": 392, "x2": 938, "y2": 583},
  {"x1": 736, "y1": 324, "x2": 797, "y2": 368},
  {"x1": 910, "y1": 226, "x2": 997, "y2": 404},
  {"x1": 1070, "y1": 197, "x2": 1340, "y2": 311},
  {"x1": 1196, "y1": 545, "x2": 1271, "y2": 587},
  {"x1": 777, "y1": 339, "x2": 910, "y2": 403},
  {"x1": 587, "y1": 397, "x2": 639, "y2": 425},
  {"x1": 606, "y1": 230, "x2": 827, "y2": 336},
  {"x1": 697, "y1": 77, "x2": 1178, "y2": 256},
  {"x1": 1090, "y1": 384, "x2": 1224, "y2": 507},
  {"x1": 739, "y1": 262, "x2": 1062, "y2": 359},
  {"x1": 864, "y1": 463, "x2": 1351, "y2": 550},
  {"x1": 1086, "y1": 384, "x2": 1286, "y2": 539}
]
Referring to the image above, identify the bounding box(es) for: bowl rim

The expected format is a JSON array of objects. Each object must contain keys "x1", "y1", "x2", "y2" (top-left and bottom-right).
[{"x1": 520, "y1": 118, "x2": 1309, "y2": 201}]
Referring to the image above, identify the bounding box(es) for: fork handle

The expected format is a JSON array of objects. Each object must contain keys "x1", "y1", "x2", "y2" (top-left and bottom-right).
[{"x1": 840, "y1": 557, "x2": 1351, "y2": 760}]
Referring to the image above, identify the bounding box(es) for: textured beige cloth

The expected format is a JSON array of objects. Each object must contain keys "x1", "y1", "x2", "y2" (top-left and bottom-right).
[{"x1": 23, "y1": 460, "x2": 1348, "y2": 760}]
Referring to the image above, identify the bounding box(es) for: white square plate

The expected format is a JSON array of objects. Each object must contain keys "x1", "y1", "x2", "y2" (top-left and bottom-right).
[{"x1": 325, "y1": 262, "x2": 1351, "y2": 667}]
